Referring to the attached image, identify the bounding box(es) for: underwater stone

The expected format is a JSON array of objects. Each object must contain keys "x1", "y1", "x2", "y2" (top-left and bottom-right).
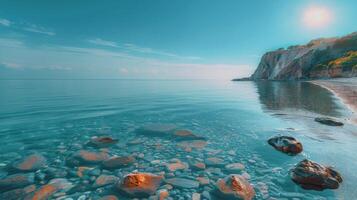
[
  {"x1": 93, "y1": 175, "x2": 119, "y2": 188},
  {"x1": 165, "y1": 178, "x2": 200, "y2": 189},
  {"x1": 268, "y1": 136, "x2": 303, "y2": 155},
  {"x1": 137, "y1": 124, "x2": 177, "y2": 137},
  {"x1": 12, "y1": 153, "x2": 47, "y2": 172},
  {"x1": 291, "y1": 159, "x2": 343, "y2": 190},
  {"x1": 88, "y1": 136, "x2": 118, "y2": 148},
  {"x1": 205, "y1": 157, "x2": 226, "y2": 167},
  {"x1": 225, "y1": 163, "x2": 245, "y2": 173},
  {"x1": 173, "y1": 130, "x2": 206, "y2": 141},
  {"x1": 98, "y1": 195, "x2": 119, "y2": 200},
  {"x1": 212, "y1": 174, "x2": 255, "y2": 200},
  {"x1": 67, "y1": 150, "x2": 109, "y2": 166},
  {"x1": 102, "y1": 156, "x2": 136, "y2": 169},
  {"x1": 314, "y1": 117, "x2": 344, "y2": 126},
  {"x1": 0, "y1": 173, "x2": 35, "y2": 191}
]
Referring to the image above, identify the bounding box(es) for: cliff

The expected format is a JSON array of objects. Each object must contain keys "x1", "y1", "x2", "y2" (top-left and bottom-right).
[{"x1": 250, "y1": 32, "x2": 357, "y2": 80}]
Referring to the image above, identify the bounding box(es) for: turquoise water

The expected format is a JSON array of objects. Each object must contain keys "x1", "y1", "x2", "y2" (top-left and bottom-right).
[{"x1": 0, "y1": 80, "x2": 356, "y2": 199}]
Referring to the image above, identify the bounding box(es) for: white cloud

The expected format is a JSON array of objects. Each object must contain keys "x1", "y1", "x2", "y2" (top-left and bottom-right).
[
  {"x1": 1, "y1": 62, "x2": 21, "y2": 69},
  {"x1": 0, "y1": 18, "x2": 11, "y2": 26},
  {"x1": 22, "y1": 24, "x2": 55, "y2": 36},
  {"x1": 88, "y1": 38, "x2": 119, "y2": 47}
]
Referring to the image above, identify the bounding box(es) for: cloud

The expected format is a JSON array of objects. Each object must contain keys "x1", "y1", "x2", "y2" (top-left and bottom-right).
[
  {"x1": 22, "y1": 24, "x2": 55, "y2": 36},
  {"x1": 0, "y1": 62, "x2": 22, "y2": 69},
  {"x1": 88, "y1": 38, "x2": 119, "y2": 47},
  {"x1": 0, "y1": 18, "x2": 11, "y2": 26}
]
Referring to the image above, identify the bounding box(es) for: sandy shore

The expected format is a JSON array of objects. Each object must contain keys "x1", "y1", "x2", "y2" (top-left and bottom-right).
[{"x1": 311, "y1": 78, "x2": 357, "y2": 124}]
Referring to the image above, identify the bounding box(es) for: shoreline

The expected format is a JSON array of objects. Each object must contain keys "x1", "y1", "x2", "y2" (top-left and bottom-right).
[{"x1": 310, "y1": 78, "x2": 357, "y2": 124}]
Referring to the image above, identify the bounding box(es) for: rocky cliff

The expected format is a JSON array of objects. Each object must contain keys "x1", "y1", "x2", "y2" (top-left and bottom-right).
[{"x1": 250, "y1": 32, "x2": 357, "y2": 80}]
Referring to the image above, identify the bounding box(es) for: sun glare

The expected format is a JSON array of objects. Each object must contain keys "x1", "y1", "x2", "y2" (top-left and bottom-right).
[{"x1": 303, "y1": 6, "x2": 332, "y2": 28}]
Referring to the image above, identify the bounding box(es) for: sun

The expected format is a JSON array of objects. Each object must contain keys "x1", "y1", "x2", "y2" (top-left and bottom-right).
[{"x1": 302, "y1": 6, "x2": 332, "y2": 28}]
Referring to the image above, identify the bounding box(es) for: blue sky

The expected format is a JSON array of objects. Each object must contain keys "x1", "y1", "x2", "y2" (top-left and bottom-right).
[{"x1": 0, "y1": 0, "x2": 356, "y2": 79}]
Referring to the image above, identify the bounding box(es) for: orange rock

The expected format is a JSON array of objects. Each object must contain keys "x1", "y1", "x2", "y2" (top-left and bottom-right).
[
  {"x1": 98, "y1": 195, "x2": 118, "y2": 200},
  {"x1": 166, "y1": 161, "x2": 188, "y2": 172},
  {"x1": 77, "y1": 166, "x2": 93, "y2": 177},
  {"x1": 158, "y1": 189, "x2": 169, "y2": 200},
  {"x1": 116, "y1": 173, "x2": 163, "y2": 197},
  {"x1": 213, "y1": 175, "x2": 255, "y2": 200},
  {"x1": 31, "y1": 184, "x2": 57, "y2": 200},
  {"x1": 88, "y1": 136, "x2": 118, "y2": 148},
  {"x1": 12, "y1": 154, "x2": 46, "y2": 172}
]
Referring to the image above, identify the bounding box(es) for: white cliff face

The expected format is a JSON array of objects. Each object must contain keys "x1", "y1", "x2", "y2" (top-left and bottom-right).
[{"x1": 251, "y1": 32, "x2": 357, "y2": 80}]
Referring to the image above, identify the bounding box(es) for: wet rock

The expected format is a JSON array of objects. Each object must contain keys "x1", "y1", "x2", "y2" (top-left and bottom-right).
[
  {"x1": 88, "y1": 136, "x2": 118, "y2": 148},
  {"x1": 93, "y1": 175, "x2": 119, "y2": 188},
  {"x1": 267, "y1": 136, "x2": 303, "y2": 155},
  {"x1": 0, "y1": 173, "x2": 35, "y2": 191},
  {"x1": 98, "y1": 195, "x2": 119, "y2": 200},
  {"x1": 173, "y1": 130, "x2": 206, "y2": 141},
  {"x1": 0, "y1": 184, "x2": 36, "y2": 200},
  {"x1": 212, "y1": 174, "x2": 255, "y2": 200},
  {"x1": 102, "y1": 156, "x2": 136, "y2": 169},
  {"x1": 116, "y1": 173, "x2": 163, "y2": 198},
  {"x1": 26, "y1": 178, "x2": 73, "y2": 200},
  {"x1": 291, "y1": 159, "x2": 343, "y2": 190},
  {"x1": 76, "y1": 166, "x2": 93, "y2": 178},
  {"x1": 192, "y1": 193, "x2": 201, "y2": 200},
  {"x1": 11, "y1": 153, "x2": 46, "y2": 172},
  {"x1": 166, "y1": 160, "x2": 188, "y2": 172},
  {"x1": 165, "y1": 178, "x2": 199, "y2": 189},
  {"x1": 205, "y1": 157, "x2": 226, "y2": 167},
  {"x1": 127, "y1": 138, "x2": 145, "y2": 145},
  {"x1": 137, "y1": 124, "x2": 176, "y2": 137},
  {"x1": 190, "y1": 161, "x2": 206, "y2": 171},
  {"x1": 225, "y1": 163, "x2": 245, "y2": 173},
  {"x1": 314, "y1": 117, "x2": 344, "y2": 126},
  {"x1": 157, "y1": 189, "x2": 169, "y2": 200},
  {"x1": 177, "y1": 140, "x2": 207, "y2": 150},
  {"x1": 197, "y1": 177, "x2": 210, "y2": 186},
  {"x1": 67, "y1": 150, "x2": 109, "y2": 166}
]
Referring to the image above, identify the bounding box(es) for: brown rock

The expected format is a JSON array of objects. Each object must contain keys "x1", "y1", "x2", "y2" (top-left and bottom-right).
[
  {"x1": 213, "y1": 174, "x2": 255, "y2": 200},
  {"x1": 68, "y1": 150, "x2": 109, "y2": 166},
  {"x1": 116, "y1": 173, "x2": 163, "y2": 198},
  {"x1": 93, "y1": 175, "x2": 119, "y2": 188},
  {"x1": 268, "y1": 136, "x2": 303, "y2": 155},
  {"x1": 291, "y1": 159, "x2": 343, "y2": 190},
  {"x1": 102, "y1": 156, "x2": 136, "y2": 169},
  {"x1": 190, "y1": 161, "x2": 206, "y2": 171},
  {"x1": 166, "y1": 161, "x2": 188, "y2": 172},
  {"x1": 12, "y1": 153, "x2": 47, "y2": 172},
  {"x1": 88, "y1": 136, "x2": 118, "y2": 148},
  {"x1": 0, "y1": 173, "x2": 35, "y2": 191},
  {"x1": 27, "y1": 178, "x2": 73, "y2": 200},
  {"x1": 197, "y1": 177, "x2": 210, "y2": 186}
]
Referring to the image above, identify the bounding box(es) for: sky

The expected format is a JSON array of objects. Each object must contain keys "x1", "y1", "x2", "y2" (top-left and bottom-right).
[{"x1": 0, "y1": 0, "x2": 356, "y2": 80}]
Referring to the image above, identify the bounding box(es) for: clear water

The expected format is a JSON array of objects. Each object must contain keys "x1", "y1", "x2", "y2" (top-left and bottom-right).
[{"x1": 0, "y1": 80, "x2": 356, "y2": 199}]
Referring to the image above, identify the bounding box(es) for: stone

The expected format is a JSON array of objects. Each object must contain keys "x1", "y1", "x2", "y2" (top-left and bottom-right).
[
  {"x1": 178, "y1": 140, "x2": 207, "y2": 150},
  {"x1": 165, "y1": 178, "x2": 199, "y2": 189},
  {"x1": 197, "y1": 177, "x2": 210, "y2": 186},
  {"x1": 98, "y1": 195, "x2": 119, "y2": 200},
  {"x1": 88, "y1": 136, "x2": 118, "y2": 148},
  {"x1": 67, "y1": 150, "x2": 109, "y2": 166},
  {"x1": 157, "y1": 189, "x2": 169, "y2": 200},
  {"x1": 137, "y1": 124, "x2": 176, "y2": 137},
  {"x1": 267, "y1": 136, "x2": 303, "y2": 155},
  {"x1": 173, "y1": 130, "x2": 206, "y2": 141},
  {"x1": 116, "y1": 173, "x2": 163, "y2": 198},
  {"x1": 314, "y1": 117, "x2": 344, "y2": 126},
  {"x1": 0, "y1": 173, "x2": 35, "y2": 191},
  {"x1": 102, "y1": 156, "x2": 136, "y2": 169},
  {"x1": 11, "y1": 153, "x2": 47, "y2": 172},
  {"x1": 166, "y1": 161, "x2": 188, "y2": 172},
  {"x1": 27, "y1": 178, "x2": 73, "y2": 200},
  {"x1": 192, "y1": 192, "x2": 201, "y2": 200},
  {"x1": 93, "y1": 175, "x2": 119, "y2": 188},
  {"x1": 225, "y1": 163, "x2": 245, "y2": 173},
  {"x1": 0, "y1": 184, "x2": 36, "y2": 200},
  {"x1": 291, "y1": 159, "x2": 343, "y2": 190},
  {"x1": 191, "y1": 161, "x2": 206, "y2": 171},
  {"x1": 212, "y1": 174, "x2": 255, "y2": 200},
  {"x1": 205, "y1": 157, "x2": 226, "y2": 167}
]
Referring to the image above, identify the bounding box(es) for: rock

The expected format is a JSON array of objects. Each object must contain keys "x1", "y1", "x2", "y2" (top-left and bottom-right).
[
  {"x1": 0, "y1": 173, "x2": 35, "y2": 191},
  {"x1": 291, "y1": 159, "x2": 343, "y2": 190},
  {"x1": 197, "y1": 177, "x2": 210, "y2": 186},
  {"x1": 225, "y1": 163, "x2": 245, "y2": 173},
  {"x1": 137, "y1": 124, "x2": 176, "y2": 137},
  {"x1": 212, "y1": 174, "x2": 255, "y2": 200},
  {"x1": 76, "y1": 166, "x2": 93, "y2": 178},
  {"x1": 173, "y1": 130, "x2": 206, "y2": 141},
  {"x1": 166, "y1": 161, "x2": 188, "y2": 172},
  {"x1": 0, "y1": 184, "x2": 36, "y2": 200},
  {"x1": 178, "y1": 140, "x2": 207, "y2": 150},
  {"x1": 157, "y1": 189, "x2": 169, "y2": 200},
  {"x1": 27, "y1": 178, "x2": 73, "y2": 200},
  {"x1": 102, "y1": 156, "x2": 136, "y2": 169},
  {"x1": 67, "y1": 150, "x2": 109, "y2": 166},
  {"x1": 93, "y1": 175, "x2": 119, "y2": 188},
  {"x1": 314, "y1": 117, "x2": 344, "y2": 126},
  {"x1": 192, "y1": 192, "x2": 201, "y2": 200},
  {"x1": 116, "y1": 173, "x2": 163, "y2": 198},
  {"x1": 88, "y1": 136, "x2": 118, "y2": 148},
  {"x1": 98, "y1": 195, "x2": 119, "y2": 200},
  {"x1": 165, "y1": 178, "x2": 199, "y2": 189},
  {"x1": 205, "y1": 157, "x2": 226, "y2": 167},
  {"x1": 267, "y1": 136, "x2": 303, "y2": 155},
  {"x1": 191, "y1": 161, "x2": 206, "y2": 171},
  {"x1": 11, "y1": 153, "x2": 46, "y2": 172}
]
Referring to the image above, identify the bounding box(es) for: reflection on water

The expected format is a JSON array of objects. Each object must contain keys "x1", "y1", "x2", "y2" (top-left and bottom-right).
[{"x1": 255, "y1": 81, "x2": 343, "y2": 117}]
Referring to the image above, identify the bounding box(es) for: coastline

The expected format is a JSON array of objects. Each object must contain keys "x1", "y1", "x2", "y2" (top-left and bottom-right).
[{"x1": 310, "y1": 78, "x2": 357, "y2": 124}]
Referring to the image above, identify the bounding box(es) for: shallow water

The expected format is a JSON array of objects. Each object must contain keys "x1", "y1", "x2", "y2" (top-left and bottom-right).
[{"x1": 0, "y1": 80, "x2": 356, "y2": 199}]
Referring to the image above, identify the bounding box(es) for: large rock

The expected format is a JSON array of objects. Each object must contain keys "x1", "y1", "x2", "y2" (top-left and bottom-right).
[
  {"x1": 102, "y1": 156, "x2": 136, "y2": 169},
  {"x1": 0, "y1": 173, "x2": 35, "y2": 191},
  {"x1": 165, "y1": 178, "x2": 199, "y2": 189},
  {"x1": 67, "y1": 150, "x2": 109, "y2": 166},
  {"x1": 291, "y1": 159, "x2": 343, "y2": 190},
  {"x1": 212, "y1": 175, "x2": 255, "y2": 200},
  {"x1": 88, "y1": 136, "x2": 118, "y2": 148},
  {"x1": 314, "y1": 117, "x2": 344, "y2": 126},
  {"x1": 11, "y1": 153, "x2": 47, "y2": 172},
  {"x1": 26, "y1": 178, "x2": 73, "y2": 200},
  {"x1": 137, "y1": 124, "x2": 176, "y2": 137},
  {"x1": 268, "y1": 136, "x2": 303, "y2": 155},
  {"x1": 116, "y1": 173, "x2": 163, "y2": 198},
  {"x1": 173, "y1": 130, "x2": 206, "y2": 141}
]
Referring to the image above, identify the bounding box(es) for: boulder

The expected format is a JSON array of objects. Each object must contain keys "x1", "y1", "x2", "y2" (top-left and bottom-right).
[
  {"x1": 291, "y1": 159, "x2": 343, "y2": 190},
  {"x1": 173, "y1": 130, "x2": 206, "y2": 141},
  {"x1": 165, "y1": 178, "x2": 199, "y2": 189},
  {"x1": 67, "y1": 150, "x2": 109, "y2": 166},
  {"x1": 314, "y1": 117, "x2": 344, "y2": 126},
  {"x1": 12, "y1": 153, "x2": 47, "y2": 172},
  {"x1": 116, "y1": 173, "x2": 163, "y2": 198},
  {"x1": 88, "y1": 136, "x2": 118, "y2": 148},
  {"x1": 102, "y1": 156, "x2": 136, "y2": 169},
  {"x1": 268, "y1": 136, "x2": 303, "y2": 155},
  {"x1": 0, "y1": 173, "x2": 35, "y2": 191},
  {"x1": 212, "y1": 174, "x2": 255, "y2": 200}
]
